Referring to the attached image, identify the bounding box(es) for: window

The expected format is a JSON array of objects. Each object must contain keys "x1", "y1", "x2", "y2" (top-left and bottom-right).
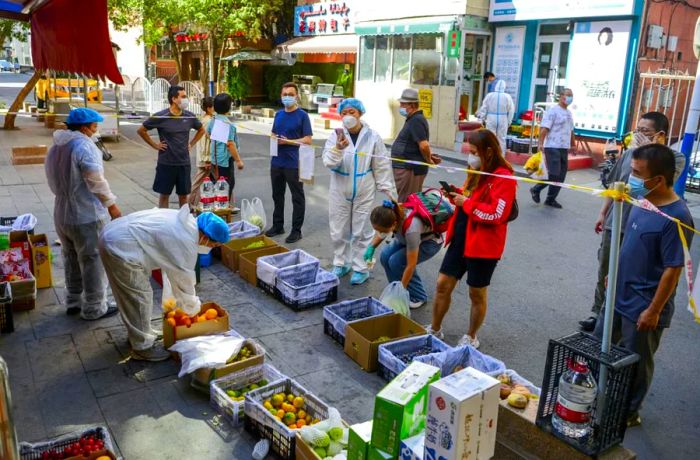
[
  {"x1": 157, "y1": 41, "x2": 173, "y2": 59},
  {"x1": 359, "y1": 36, "x2": 375, "y2": 81},
  {"x1": 392, "y1": 35, "x2": 411, "y2": 81},
  {"x1": 374, "y1": 36, "x2": 391, "y2": 82},
  {"x1": 411, "y1": 34, "x2": 441, "y2": 86}
]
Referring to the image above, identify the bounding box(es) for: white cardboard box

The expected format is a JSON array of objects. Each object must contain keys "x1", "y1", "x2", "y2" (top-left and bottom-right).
[
  {"x1": 400, "y1": 433, "x2": 424, "y2": 460},
  {"x1": 424, "y1": 367, "x2": 500, "y2": 460}
]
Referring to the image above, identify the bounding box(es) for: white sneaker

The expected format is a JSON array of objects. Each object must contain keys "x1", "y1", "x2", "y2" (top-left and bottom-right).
[
  {"x1": 457, "y1": 334, "x2": 480, "y2": 349},
  {"x1": 409, "y1": 300, "x2": 426, "y2": 309},
  {"x1": 252, "y1": 439, "x2": 270, "y2": 460},
  {"x1": 424, "y1": 324, "x2": 444, "y2": 340}
]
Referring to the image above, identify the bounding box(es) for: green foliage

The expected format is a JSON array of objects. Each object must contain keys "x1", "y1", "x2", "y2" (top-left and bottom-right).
[
  {"x1": 262, "y1": 65, "x2": 293, "y2": 103},
  {"x1": 226, "y1": 63, "x2": 251, "y2": 101},
  {"x1": 0, "y1": 19, "x2": 28, "y2": 46}
]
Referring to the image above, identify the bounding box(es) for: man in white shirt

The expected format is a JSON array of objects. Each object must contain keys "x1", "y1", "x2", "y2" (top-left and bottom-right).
[{"x1": 530, "y1": 88, "x2": 575, "y2": 209}]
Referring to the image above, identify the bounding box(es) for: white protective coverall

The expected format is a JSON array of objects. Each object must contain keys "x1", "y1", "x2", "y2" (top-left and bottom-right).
[
  {"x1": 98, "y1": 205, "x2": 200, "y2": 351},
  {"x1": 322, "y1": 122, "x2": 396, "y2": 273},
  {"x1": 45, "y1": 130, "x2": 117, "y2": 319},
  {"x1": 477, "y1": 79, "x2": 515, "y2": 153}
]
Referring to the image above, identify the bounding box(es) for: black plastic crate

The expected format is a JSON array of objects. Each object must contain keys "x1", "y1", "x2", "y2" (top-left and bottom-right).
[
  {"x1": 377, "y1": 362, "x2": 395, "y2": 382},
  {"x1": 257, "y1": 278, "x2": 277, "y2": 297},
  {"x1": 322, "y1": 297, "x2": 393, "y2": 347},
  {"x1": 0, "y1": 216, "x2": 34, "y2": 234},
  {"x1": 19, "y1": 426, "x2": 113, "y2": 460},
  {"x1": 0, "y1": 281, "x2": 13, "y2": 333},
  {"x1": 277, "y1": 285, "x2": 338, "y2": 312},
  {"x1": 536, "y1": 332, "x2": 639, "y2": 456},
  {"x1": 323, "y1": 318, "x2": 343, "y2": 345}
]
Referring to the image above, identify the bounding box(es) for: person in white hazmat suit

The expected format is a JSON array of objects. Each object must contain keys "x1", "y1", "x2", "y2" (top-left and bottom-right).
[
  {"x1": 98, "y1": 207, "x2": 230, "y2": 361},
  {"x1": 322, "y1": 98, "x2": 396, "y2": 285},
  {"x1": 477, "y1": 79, "x2": 515, "y2": 153},
  {"x1": 45, "y1": 108, "x2": 122, "y2": 320}
]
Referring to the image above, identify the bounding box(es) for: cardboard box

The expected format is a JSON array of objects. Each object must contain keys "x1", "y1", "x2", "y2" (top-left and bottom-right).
[
  {"x1": 348, "y1": 420, "x2": 373, "y2": 460},
  {"x1": 371, "y1": 361, "x2": 440, "y2": 457},
  {"x1": 29, "y1": 234, "x2": 52, "y2": 288},
  {"x1": 239, "y1": 246, "x2": 288, "y2": 285},
  {"x1": 10, "y1": 273, "x2": 36, "y2": 311},
  {"x1": 162, "y1": 302, "x2": 229, "y2": 349},
  {"x1": 9, "y1": 231, "x2": 31, "y2": 268},
  {"x1": 192, "y1": 338, "x2": 264, "y2": 385},
  {"x1": 368, "y1": 446, "x2": 392, "y2": 460},
  {"x1": 424, "y1": 367, "x2": 500, "y2": 460},
  {"x1": 221, "y1": 235, "x2": 277, "y2": 271},
  {"x1": 399, "y1": 434, "x2": 424, "y2": 460},
  {"x1": 344, "y1": 313, "x2": 425, "y2": 372}
]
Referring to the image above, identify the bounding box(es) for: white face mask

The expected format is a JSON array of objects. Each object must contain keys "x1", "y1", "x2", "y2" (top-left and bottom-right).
[
  {"x1": 342, "y1": 115, "x2": 358, "y2": 130},
  {"x1": 178, "y1": 98, "x2": 190, "y2": 110},
  {"x1": 197, "y1": 245, "x2": 212, "y2": 255},
  {"x1": 467, "y1": 153, "x2": 482, "y2": 169}
]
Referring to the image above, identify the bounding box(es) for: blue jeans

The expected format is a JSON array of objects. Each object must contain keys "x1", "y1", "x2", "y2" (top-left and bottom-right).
[{"x1": 380, "y1": 239, "x2": 441, "y2": 302}]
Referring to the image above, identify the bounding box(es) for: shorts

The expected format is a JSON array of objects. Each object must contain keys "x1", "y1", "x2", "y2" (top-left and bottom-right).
[{"x1": 153, "y1": 164, "x2": 191, "y2": 196}]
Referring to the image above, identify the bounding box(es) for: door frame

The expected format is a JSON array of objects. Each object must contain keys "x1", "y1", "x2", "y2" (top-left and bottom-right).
[
  {"x1": 455, "y1": 30, "x2": 491, "y2": 123},
  {"x1": 529, "y1": 27, "x2": 570, "y2": 107}
]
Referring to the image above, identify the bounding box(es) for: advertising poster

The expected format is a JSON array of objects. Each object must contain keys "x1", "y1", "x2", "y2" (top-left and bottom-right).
[
  {"x1": 567, "y1": 20, "x2": 631, "y2": 133},
  {"x1": 489, "y1": 0, "x2": 635, "y2": 22},
  {"x1": 492, "y1": 26, "x2": 525, "y2": 109}
]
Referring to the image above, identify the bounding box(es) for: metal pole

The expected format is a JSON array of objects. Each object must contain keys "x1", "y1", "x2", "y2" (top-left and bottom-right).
[
  {"x1": 597, "y1": 181, "x2": 625, "y2": 417},
  {"x1": 675, "y1": 58, "x2": 700, "y2": 197},
  {"x1": 208, "y1": 34, "x2": 215, "y2": 96}
]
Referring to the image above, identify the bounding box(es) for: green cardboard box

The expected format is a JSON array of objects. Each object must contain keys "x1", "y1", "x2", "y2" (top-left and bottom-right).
[
  {"x1": 368, "y1": 445, "x2": 392, "y2": 460},
  {"x1": 348, "y1": 420, "x2": 373, "y2": 460},
  {"x1": 371, "y1": 361, "x2": 440, "y2": 457}
]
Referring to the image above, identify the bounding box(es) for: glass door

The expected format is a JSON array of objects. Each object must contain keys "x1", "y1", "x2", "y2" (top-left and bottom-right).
[
  {"x1": 458, "y1": 34, "x2": 490, "y2": 121},
  {"x1": 530, "y1": 33, "x2": 570, "y2": 106}
]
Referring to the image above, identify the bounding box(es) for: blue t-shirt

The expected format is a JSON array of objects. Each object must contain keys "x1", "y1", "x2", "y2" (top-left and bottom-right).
[
  {"x1": 271, "y1": 108, "x2": 313, "y2": 169},
  {"x1": 142, "y1": 109, "x2": 202, "y2": 166},
  {"x1": 207, "y1": 114, "x2": 239, "y2": 168},
  {"x1": 615, "y1": 199, "x2": 694, "y2": 328}
]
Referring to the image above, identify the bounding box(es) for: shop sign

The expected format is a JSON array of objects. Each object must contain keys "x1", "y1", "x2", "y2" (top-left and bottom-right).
[
  {"x1": 567, "y1": 20, "x2": 632, "y2": 133},
  {"x1": 492, "y1": 26, "x2": 525, "y2": 108},
  {"x1": 294, "y1": 2, "x2": 355, "y2": 36},
  {"x1": 419, "y1": 89, "x2": 433, "y2": 119},
  {"x1": 489, "y1": 0, "x2": 635, "y2": 22}
]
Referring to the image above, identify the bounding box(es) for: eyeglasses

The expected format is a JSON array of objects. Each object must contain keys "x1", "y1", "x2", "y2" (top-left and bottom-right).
[{"x1": 635, "y1": 127, "x2": 656, "y2": 135}]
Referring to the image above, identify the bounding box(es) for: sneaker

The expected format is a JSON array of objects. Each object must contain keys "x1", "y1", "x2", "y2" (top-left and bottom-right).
[
  {"x1": 530, "y1": 188, "x2": 541, "y2": 204},
  {"x1": 285, "y1": 230, "x2": 302, "y2": 244},
  {"x1": 130, "y1": 342, "x2": 171, "y2": 362},
  {"x1": 82, "y1": 306, "x2": 119, "y2": 321},
  {"x1": 579, "y1": 316, "x2": 597, "y2": 332},
  {"x1": 425, "y1": 324, "x2": 444, "y2": 340},
  {"x1": 409, "y1": 300, "x2": 426, "y2": 309},
  {"x1": 265, "y1": 226, "x2": 285, "y2": 237},
  {"x1": 626, "y1": 412, "x2": 642, "y2": 427},
  {"x1": 332, "y1": 265, "x2": 351, "y2": 278},
  {"x1": 457, "y1": 334, "x2": 480, "y2": 349},
  {"x1": 350, "y1": 271, "x2": 369, "y2": 285},
  {"x1": 252, "y1": 439, "x2": 270, "y2": 460},
  {"x1": 545, "y1": 200, "x2": 563, "y2": 209}
]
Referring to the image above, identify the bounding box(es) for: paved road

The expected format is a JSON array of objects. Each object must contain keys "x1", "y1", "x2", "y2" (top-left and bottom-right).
[{"x1": 0, "y1": 72, "x2": 30, "y2": 106}]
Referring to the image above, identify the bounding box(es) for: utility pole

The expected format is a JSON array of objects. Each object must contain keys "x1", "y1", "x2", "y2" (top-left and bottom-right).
[
  {"x1": 674, "y1": 17, "x2": 700, "y2": 197},
  {"x1": 208, "y1": 34, "x2": 215, "y2": 96}
]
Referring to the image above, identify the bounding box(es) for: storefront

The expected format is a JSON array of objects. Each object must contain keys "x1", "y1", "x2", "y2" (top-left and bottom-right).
[
  {"x1": 488, "y1": 0, "x2": 644, "y2": 138},
  {"x1": 353, "y1": 0, "x2": 491, "y2": 149},
  {"x1": 275, "y1": 1, "x2": 358, "y2": 111}
]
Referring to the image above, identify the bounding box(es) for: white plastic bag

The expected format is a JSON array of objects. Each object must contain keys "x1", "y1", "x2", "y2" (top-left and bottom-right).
[
  {"x1": 241, "y1": 197, "x2": 267, "y2": 231},
  {"x1": 11, "y1": 213, "x2": 37, "y2": 231},
  {"x1": 169, "y1": 332, "x2": 244, "y2": 378},
  {"x1": 379, "y1": 281, "x2": 411, "y2": 318}
]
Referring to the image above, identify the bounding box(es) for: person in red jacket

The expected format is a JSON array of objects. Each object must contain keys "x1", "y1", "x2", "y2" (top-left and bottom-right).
[{"x1": 427, "y1": 129, "x2": 516, "y2": 348}]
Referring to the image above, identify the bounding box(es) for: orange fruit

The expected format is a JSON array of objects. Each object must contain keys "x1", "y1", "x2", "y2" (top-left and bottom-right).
[
  {"x1": 166, "y1": 318, "x2": 177, "y2": 328},
  {"x1": 166, "y1": 310, "x2": 176, "y2": 319},
  {"x1": 288, "y1": 424, "x2": 297, "y2": 430},
  {"x1": 183, "y1": 317, "x2": 192, "y2": 328},
  {"x1": 276, "y1": 409, "x2": 285, "y2": 419},
  {"x1": 197, "y1": 315, "x2": 207, "y2": 323},
  {"x1": 205, "y1": 308, "x2": 218, "y2": 320},
  {"x1": 297, "y1": 410, "x2": 307, "y2": 420},
  {"x1": 296, "y1": 419, "x2": 306, "y2": 428}
]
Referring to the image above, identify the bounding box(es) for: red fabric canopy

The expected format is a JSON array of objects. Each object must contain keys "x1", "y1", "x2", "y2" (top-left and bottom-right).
[{"x1": 31, "y1": 0, "x2": 124, "y2": 84}]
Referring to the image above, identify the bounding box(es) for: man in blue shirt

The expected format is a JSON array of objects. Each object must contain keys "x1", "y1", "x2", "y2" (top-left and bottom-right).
[
  {"x1": 265, "y1": 82, "x2": 313, "y2": 244},
  {"x1": 594, "y1": 143, "x2": 694, "y2": 427}
]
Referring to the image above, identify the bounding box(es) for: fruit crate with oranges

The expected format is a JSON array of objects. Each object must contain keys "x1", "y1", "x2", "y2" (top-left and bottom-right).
[
  {"x1": 18, "y1": 426, "x2": 116, "y2": 460},
  {"x1": 162, "y1": 301, "x2": 229, "y2": 350},
  {"x1": 211, "y1": 363, "x2": 286, "y2": 426},
  {"x1": 244, "y1": 378, "x2": 330, "y2": 460}
]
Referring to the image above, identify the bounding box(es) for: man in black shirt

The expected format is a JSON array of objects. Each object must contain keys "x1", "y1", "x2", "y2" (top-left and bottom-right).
[{"x1": 391, "y1": 88, "x2": 441, "y2": 202}]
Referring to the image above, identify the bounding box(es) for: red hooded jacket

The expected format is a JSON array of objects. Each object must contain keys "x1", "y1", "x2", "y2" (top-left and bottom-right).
[{"x1": 445, "y1": 166, "x2": 516, "y2": 259}]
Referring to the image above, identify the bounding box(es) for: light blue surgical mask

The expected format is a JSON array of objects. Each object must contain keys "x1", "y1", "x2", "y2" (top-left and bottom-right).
[
  {"x1": 281, "y1": 95, "x2": 297, "y2": 108},
  {"x1": 564, "y1": 95, "x2": 573, "y2": 105},
  {"x1": 627, "y1": 174, "x2": 656, "y2": 198},
  {"x1": 399, "y1": 107, "x2": 408, "y2": 117}
]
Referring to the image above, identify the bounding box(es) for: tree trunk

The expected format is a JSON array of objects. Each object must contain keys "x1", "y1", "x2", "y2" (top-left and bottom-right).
[
  {"x1": 3, "y1": 70, "x2": 40, "y2": 130},
  {"x1": 217, "y1": 34, "x2": 227, "y2": 94},
  {"x1": 167, "y1": 30, "x2": 183, "y2": 82}
]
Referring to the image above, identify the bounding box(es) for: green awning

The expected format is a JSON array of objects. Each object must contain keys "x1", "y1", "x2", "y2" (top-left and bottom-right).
[{"x1": 356, "y1": 16, "x2": 457, "y2": 36}]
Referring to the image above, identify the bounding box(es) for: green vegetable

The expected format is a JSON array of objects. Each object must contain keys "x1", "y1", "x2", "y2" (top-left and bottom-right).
[{"x1": 243, "y1": 241, "x2": 266, "y2": 250}]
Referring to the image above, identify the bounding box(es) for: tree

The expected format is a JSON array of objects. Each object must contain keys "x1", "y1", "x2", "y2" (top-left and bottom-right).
[{"x1": 1, "y1": 19, "x2": 32, "y2": 130}]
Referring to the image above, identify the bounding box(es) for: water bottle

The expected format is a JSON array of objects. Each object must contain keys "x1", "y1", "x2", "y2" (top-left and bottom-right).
[
  {"x1": 552, "y1": 357, "x2": 597, "y2": 439},
  {"x1": 200, "y1": 177, "x2": 214, "y2": 211},
  {"x1": 215, "y1": 176, "x2": 229, "y2": 210}
]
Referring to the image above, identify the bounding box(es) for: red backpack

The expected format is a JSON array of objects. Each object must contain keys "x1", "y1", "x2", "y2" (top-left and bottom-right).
[{"x1": 402, "y1": 189, "x2": 455, "y2": 235}]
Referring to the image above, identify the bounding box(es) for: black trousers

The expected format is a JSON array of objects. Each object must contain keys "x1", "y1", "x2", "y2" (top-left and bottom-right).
[
  {"x1": 532, "y1": 147, "x2": 568, "y2": 201},
  {"x1": 271, "y1": 166, "x2": 305, "y2": 232}
]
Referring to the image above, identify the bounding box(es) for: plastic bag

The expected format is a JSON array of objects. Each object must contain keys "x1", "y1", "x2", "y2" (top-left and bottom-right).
[
  {"x1": 529, "y1": 151, "x2": 548, "y2": 180},
  {"x1": 241, "y1": 197, "x2": 267, "y2": 231},
  {"x1": 11, "y1": 213, "x2": 37, "y2": 231},
  {"x1": 379, "y1": 281, "x2": 410, "y2": 318},
  {"x1": 415, "y1": 344, "x2": 506, "y2": 377},
  {"x1": 169, "y1": 332, "x2": 244, "y2": 378}
]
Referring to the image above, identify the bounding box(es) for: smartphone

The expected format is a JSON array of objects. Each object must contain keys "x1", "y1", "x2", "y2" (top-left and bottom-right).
[
  {"x1": 335, "y1": 128, "x2": 346, "y2": 142},
  {"x1": 439, "y1": 181, "x2": 454, "y2": 194}
]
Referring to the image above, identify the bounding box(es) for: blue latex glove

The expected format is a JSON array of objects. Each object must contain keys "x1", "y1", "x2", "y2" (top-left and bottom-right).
[{"x1": 364, "y1": 245, "x2": 376, "y2": 262}]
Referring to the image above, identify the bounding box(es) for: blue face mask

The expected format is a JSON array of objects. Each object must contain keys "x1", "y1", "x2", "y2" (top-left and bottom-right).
[
  {"x1": 399, "y1": 107, "x2": 408, "y2": 117},
  {"x1": 627, "y1": 174, "x2": 655, "y2": 198},
  {"x1": 564, "y1": 95, "x2": 573, "y2": 105},
  {"x1": 281, "y1": 96, "x2": 297, "y2": 108}
]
